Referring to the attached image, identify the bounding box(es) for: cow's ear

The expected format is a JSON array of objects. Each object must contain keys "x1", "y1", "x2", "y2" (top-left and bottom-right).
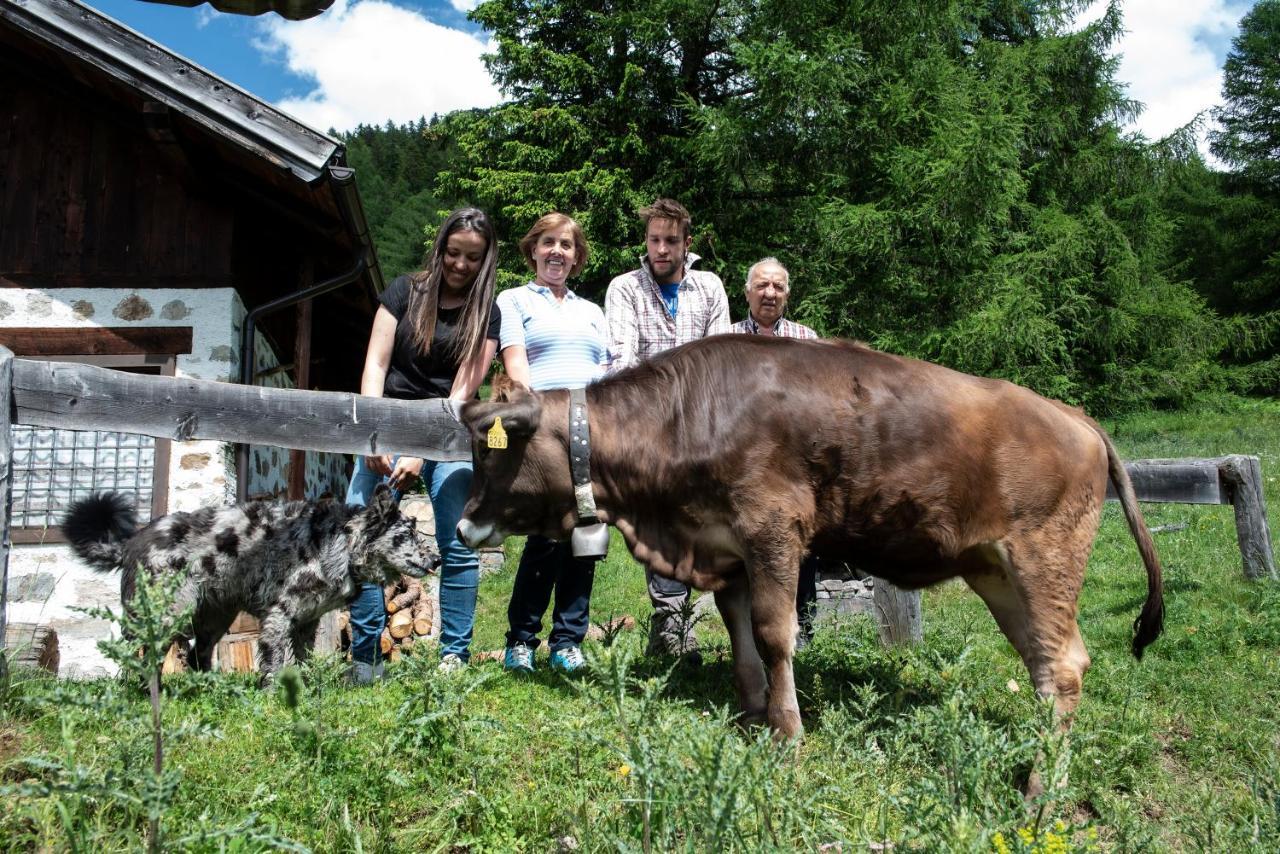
[
  {"x1": 490, "y1": 372, "x2": 517, "y2": 402},
  {"x1": 463, "y1": 396, "x2": 541, "y2": 442}
]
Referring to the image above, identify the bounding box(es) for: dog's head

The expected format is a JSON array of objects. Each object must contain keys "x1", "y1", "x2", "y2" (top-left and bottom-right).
[{"x1": 348, "y1": 484, "x2": 440, "y2": 584}]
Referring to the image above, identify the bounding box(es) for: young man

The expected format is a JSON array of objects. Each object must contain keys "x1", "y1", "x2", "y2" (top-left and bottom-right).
[{"x1": 605, "y1": 198, "x2": 730, "y2": 659}]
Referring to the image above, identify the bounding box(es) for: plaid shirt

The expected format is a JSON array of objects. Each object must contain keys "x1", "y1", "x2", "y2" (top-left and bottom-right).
[
  {"x1": 605, "y1": 253, "x2": 731, "y2": 371},
  {"x1": 730, "y1": 314, "x2": 819, "y2": 339}
]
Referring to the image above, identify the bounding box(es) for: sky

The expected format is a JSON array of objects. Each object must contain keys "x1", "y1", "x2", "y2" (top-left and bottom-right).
[{"x1": 85, "y1": 0, "x2": 1253, "y2": 151}]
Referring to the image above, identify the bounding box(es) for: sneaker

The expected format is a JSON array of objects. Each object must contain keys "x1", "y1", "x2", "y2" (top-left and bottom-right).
[
  {"x1": 437, "y1": 653, "x2": 466, "y2": 674},
  {"x1": 503, "y1": 643, "x2": 535, "y2": 673},
  {"x1": 549, "y1": 646, "x2": 585, "y2": 674}
]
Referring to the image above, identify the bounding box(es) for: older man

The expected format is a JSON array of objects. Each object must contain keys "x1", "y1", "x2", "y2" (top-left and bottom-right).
[
  {"x1": 731, "y1": 257, "x2": 818, "y2": 338},
  {"x1": 606, "y1": 198, "x2": 731, "y2": 660},
  {"x1": 732, "y1": 256, "x2": 821, "y2": 645}
]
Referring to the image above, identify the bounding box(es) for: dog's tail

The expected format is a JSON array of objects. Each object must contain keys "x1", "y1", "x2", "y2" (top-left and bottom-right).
[{"x1": 63, "y1": 492, "x2": 136, "y2": 573}]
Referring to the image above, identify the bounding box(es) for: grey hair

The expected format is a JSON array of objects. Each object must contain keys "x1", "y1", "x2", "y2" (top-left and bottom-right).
[{"x1": 744, "y1": 257, "x2": 790, "y2": 295}]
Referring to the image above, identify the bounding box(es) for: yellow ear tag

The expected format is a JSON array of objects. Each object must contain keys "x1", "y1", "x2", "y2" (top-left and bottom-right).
[{"x1": 486, "y1": 416, "x2": 508, "y2": 450}]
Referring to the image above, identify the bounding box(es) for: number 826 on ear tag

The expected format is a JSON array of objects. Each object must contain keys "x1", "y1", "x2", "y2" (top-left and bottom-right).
[{"x1": 487, "y1": 416, "x2": 508, "y2": 450}]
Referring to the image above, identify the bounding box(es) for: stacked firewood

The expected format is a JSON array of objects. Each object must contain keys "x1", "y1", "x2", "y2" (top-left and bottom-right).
[{"x1": 337, "y1": 573, "x2": 438, "y2": 662}]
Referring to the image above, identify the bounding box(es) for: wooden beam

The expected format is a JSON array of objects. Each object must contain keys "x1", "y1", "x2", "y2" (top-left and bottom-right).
[
  {"x1": 873, "y1": 581, "x2": 922, "y2": 646},
  {"x1": 1220, "y1": 455, "x2": 1277, "y2": 581},
  {"x1": 11, "y1": 357, "x2": 471, "y2": 460},
  {"x1": 0, "y1": 326, "x2": 194, "y2": 357},
  {"x1": 1105, "y1": 458, "x2": 1229, "y2": 505},
  {"x1": 288, "y1": 270, "x2": 313, "y2": 501},
  {"x1": 0, "y1": 347, "x2": 12, "y2": 681},
  {"x1": 1107, "y1": 455, "x2": 1275, "y2": 582}
]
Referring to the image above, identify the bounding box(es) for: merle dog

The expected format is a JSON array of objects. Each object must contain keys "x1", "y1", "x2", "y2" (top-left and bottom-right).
[{"x1": 64, "y1": 485, "x2": 437, "y2": 683}]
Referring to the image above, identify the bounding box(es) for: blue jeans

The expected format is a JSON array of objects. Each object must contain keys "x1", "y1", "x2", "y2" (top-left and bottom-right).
[
  {"x1": 345, "y1": 455, "x2": 480, "y2": 663},
  {"x1": 505, "y1": 535, "x2": 597, "y2": 651}
]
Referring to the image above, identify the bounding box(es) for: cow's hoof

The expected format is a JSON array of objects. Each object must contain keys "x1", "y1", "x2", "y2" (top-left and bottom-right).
[
  {"x1": 736, "y1": 708, "x2": 768, "y2": 730},
  {"x1": 768, "y1": 708, "x2": 804, "y2": 743}
]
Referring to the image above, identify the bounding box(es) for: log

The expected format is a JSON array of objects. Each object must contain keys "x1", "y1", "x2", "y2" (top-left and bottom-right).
[
  {"x1": 379, "y1": 627, "x2": 393, "y2": 656},
  {"x1": 313, "y1": 610, "x2": 342, "y2": 653},
  {"x1": 227, "y1": 612, "x2": 260, "y2": 634},
  {"x1": 412, "y1": 587, "x2": 436, "y2": 636},
  {"x1": 162, "y1": 642, "x2": 187, "y2": 675},
  {"x1": 1220, "y1": 455, "x2": 1277, "y2": 580},
  {"x1": 0, "y1": 348, "x2": 13, "y2": 682},
  {"x1": 389, "y1": 645, "x2": 402, "y2": 663},
  {"x1": 383, "y1": 581, "x2": 400, "y2": 610},
  {"x1": 872, "y1": 580, "x2": 923, "y2": 646},
  {"x1": 388, "y1": 609, "x2": 414, "y2": 640},
  {"x1": 3, "y1": 622, "x2": 58, "y2": 673},
  {"x1": 215, "y1": 634, "x2": 258, "y2": 673},
  {"x1": 10, "y1": 357, "x2": 470, "y2": 461},
  {"x1": 336, "y1": 610, "x2": 350, "y2": 634},
  {"x1": 387, "y1": 577, "x2": 422, "y2": 614}
]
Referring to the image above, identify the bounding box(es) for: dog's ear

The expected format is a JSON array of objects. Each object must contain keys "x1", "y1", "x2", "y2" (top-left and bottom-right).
[{"x1": 369, "y1": 483, "x2": 398, "y2": 520}]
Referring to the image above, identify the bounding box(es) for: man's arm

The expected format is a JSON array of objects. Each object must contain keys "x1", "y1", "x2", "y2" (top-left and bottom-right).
[
  {"x1": 605, "y1": 276, "x2": 640, "y2": 372},
  {"x1": 705, "y1": 274, "x2": 731, "y2": 336}
]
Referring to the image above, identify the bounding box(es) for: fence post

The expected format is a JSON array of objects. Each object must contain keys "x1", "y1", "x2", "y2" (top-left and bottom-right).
[
  {"x1": 1220, "y1": 455, "x2": 1277, "y2": 581},
  {"x1": 873, "y1": 580, "x2": 922, "y2": 646},
  {"x1": 0, "y1": 346, "x2": 13, "y2": 682}
]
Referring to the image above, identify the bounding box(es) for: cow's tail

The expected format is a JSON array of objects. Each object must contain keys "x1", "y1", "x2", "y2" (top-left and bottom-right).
[
  {"x1": 1095, "y1": 427, "x2": 1165, "y2": 659},
  {"x1": 63, "y1": 492, "x2": 135, "y2": 573}
]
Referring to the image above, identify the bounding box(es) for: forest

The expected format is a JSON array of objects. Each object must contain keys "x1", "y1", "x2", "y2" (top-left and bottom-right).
[{"x1": 341, "y1": 0, "x2": 1278, "y2": 414}]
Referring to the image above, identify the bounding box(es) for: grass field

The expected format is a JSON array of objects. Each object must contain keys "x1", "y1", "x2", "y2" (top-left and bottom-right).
[{"x1": 1, "y1": 401, "x2": 1278, "y2": 851}]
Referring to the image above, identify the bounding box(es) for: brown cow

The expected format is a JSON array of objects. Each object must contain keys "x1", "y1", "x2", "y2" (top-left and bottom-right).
[{"x1": 456, "y1": 335, "x2": 1164, "y2": 740}]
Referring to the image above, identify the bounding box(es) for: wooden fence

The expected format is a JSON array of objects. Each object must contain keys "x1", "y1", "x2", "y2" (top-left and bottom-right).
[{"x1": 0, "y1": 349, "x2": 1274, "y2": 672}]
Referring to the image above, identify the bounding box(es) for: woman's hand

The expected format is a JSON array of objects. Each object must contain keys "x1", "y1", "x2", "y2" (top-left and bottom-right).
[
  {"x1": 364, "y1": 454, "x2": 394, "y2": 478},
  {"x1": 388, "y1": 456, "x2": 425, "y2": 492}
]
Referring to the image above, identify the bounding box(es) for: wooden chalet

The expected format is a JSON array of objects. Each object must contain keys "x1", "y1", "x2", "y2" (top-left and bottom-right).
[{"x1": 0, "y1": 0, "x2": 388, "y2": 675}]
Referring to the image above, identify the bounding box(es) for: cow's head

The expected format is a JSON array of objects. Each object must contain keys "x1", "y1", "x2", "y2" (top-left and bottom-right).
[{"x1": 456, "y1": 380, "x2": 576, "y2": 549}]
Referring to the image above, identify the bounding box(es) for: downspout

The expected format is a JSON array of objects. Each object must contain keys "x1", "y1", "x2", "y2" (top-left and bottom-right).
[{"x1": 234, "y1": 161, "x2": 383, "y2": 501}]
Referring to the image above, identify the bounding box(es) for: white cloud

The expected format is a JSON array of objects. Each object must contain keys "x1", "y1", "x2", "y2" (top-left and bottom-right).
[
  {"x1": 449, "y1": 0, "x2": 481, "y2": 11},
  {"x1": 195, "y1": 7, "x2": 219, "y2": 29},
  {"x1": 256, "y1": 0, "x2": 501, "y2": 132},
  {"x1": 1082, "y1": 0, "x2": 1249, "y2": 149}
]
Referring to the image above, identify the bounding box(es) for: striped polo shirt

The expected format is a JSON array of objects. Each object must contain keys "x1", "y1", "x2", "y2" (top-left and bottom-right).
[{"x1": 496, "y1": 282, "x2": 609, "y2": 391}]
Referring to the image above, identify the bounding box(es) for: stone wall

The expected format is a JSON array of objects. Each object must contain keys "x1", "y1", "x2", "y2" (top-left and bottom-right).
[{"x1": 1, "y1": 287, "x2": 350, "y2": 676}]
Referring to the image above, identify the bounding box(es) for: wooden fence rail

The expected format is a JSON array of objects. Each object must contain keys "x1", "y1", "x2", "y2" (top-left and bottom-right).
[{"x1": 0, "y1": 351, "x2": 1274, "y2": 671}]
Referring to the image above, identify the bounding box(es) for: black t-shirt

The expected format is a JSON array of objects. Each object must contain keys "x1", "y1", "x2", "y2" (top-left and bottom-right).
[{"x1": 378, "y1": 274, "x2": 501, "y2": 400}]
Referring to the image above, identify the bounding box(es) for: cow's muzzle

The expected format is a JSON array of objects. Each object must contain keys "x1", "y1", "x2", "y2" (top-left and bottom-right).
[{"x1": 456, "y1": 518, "x2": 504, "y2": 549}]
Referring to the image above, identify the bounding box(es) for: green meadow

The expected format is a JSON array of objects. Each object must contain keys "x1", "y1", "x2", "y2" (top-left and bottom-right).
[{"x1": 2, "y1": 401, "x2": 1277, "y2": 851}]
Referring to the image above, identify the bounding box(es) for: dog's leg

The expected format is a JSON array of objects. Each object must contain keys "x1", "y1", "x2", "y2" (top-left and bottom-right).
[
  {"x1": 193, "y1": 607, "x2": 237, "y2": 672},
  {"x1": 291, "y1": 619, "x2": 320, "y2": 664},
  {"x1": 257, "y1": 607, "x2": 295, "y2": 686}
]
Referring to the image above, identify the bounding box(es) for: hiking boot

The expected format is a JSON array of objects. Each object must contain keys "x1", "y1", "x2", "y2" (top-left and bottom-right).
[
  {"x1": 549, "y1": 646, "x2": 586, "y2": 674},
  {"x1": 645, "y1": 626, "x2": 701, "y2": 662},
  {"x1": 346, "y1": 659, "x2": 385, "y2": 685},
  {"x1": 503, "y1": 643, "x2": 535, "y2": 673},
  {"x1": 437, "y1": 653, "x2": 466, "y2": 674}
]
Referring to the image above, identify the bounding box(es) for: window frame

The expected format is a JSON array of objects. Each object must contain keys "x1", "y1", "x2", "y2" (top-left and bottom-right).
[{"x1": 9, "y1": 352, "x2": 176, "y2": 545}]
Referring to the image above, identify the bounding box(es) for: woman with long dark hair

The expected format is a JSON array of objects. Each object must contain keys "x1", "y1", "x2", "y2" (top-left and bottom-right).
[{"x1": 347, "y1": 207, "x2": 500, "y2": 681}]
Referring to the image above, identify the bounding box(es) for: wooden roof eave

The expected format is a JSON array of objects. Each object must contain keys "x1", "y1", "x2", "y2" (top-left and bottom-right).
[{"x1": 0, "y1": 0, "x2": 338, "y2": 185}]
